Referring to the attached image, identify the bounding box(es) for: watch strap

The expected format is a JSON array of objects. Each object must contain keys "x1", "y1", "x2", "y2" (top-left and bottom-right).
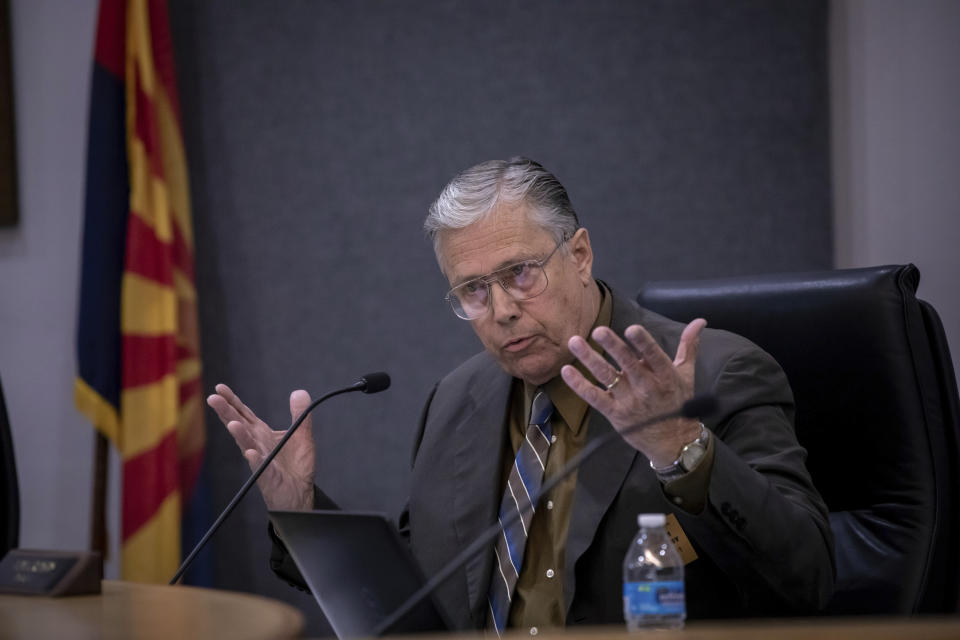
[{"x1": 651, "y1": 422, "x2": 709, "y2": 482}]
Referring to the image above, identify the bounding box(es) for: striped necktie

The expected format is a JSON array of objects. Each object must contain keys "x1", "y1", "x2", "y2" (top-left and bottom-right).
[{"x1": 486, "y1": 389, "x2": 555, "y2": 633}]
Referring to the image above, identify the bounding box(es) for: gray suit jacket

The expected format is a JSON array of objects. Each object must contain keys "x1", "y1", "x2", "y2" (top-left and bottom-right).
[{"x1": 403, "y1": 289, "x2": 834, "y2": 628}]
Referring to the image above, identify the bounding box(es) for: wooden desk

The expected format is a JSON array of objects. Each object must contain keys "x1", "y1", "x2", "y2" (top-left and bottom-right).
[
  {"x1": 489, "y1": 617, "x2": 960, "y2": 640},
  {"x1": 3, "y1": 582, "x2": 956, "y2": 640},
  {"x1": 0, "y1": 580, "x2": 304, "y2": 639}
]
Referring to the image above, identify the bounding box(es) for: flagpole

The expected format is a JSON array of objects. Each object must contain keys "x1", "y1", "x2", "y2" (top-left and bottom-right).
[{"x1": 89, "y1": 431, "x2": 109, "y2": 564}]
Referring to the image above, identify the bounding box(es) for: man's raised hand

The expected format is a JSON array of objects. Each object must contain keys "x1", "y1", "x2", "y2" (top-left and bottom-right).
[
  {"x1": 206, "y1": 384, "x2": 315, "y2": 511},
  {"x1": 561, "y1": 319, "x2": 707, "y2": 467}
]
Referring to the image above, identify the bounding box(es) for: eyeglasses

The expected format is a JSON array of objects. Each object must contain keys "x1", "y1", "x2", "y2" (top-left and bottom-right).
[{"x1": 445, "y1": 240, "x2": 566, "y2": 320}]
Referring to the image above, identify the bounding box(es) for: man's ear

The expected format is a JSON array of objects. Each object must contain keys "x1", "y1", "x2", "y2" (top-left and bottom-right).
[{"x1": 568, "y1": 227, "x2": 594, "y2": 285}]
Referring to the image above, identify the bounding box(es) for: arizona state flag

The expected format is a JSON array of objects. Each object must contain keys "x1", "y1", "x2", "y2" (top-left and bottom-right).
[{"x1": 75, "y1": 0, "x2": 205, "y2": 582}]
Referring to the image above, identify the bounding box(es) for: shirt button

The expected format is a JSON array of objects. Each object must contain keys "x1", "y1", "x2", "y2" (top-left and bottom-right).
[
  {"x1": 551, "y1": 434, "x2": 557, "y2": 443},
  {"x1": 530, "y1": 627, "x2": 538, "y2": 636},
  {"x1": 546, "y1": 500, "x2": 554, "y2": 510},
  {"x1": 545, "y1": 568, "x2": 555, "y2": 578}
]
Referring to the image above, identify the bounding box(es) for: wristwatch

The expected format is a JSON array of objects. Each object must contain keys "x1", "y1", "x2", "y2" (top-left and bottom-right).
[{"x1": 650, "y1": 422, "x2": 710, "y2": 483}]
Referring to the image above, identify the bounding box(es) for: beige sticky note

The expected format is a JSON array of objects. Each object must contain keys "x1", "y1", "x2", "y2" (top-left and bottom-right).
[{"x1": 664, "y1": 513, "x2": 698, "y2": 565}]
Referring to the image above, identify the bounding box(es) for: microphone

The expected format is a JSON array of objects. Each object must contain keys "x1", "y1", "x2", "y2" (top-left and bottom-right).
[
  {"x1": 359, "y1": 371, "x2": 391, "y2": 394},
  {"x1": 371, "y1": 393, "x2": 717, "y2": 636},
  {"x1": 170, "y1": 372, "x2": 391, "y2": 585}
]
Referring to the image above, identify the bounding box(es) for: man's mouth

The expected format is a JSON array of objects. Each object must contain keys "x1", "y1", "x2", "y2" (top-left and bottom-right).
[{"x1": 503, "y1": 336, "x2": 535, "y2": 352}]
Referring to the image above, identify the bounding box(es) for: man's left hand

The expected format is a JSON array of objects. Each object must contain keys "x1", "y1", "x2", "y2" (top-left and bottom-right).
[{"x1": 561, "y1": 319, "x2": 707, "y2": 467}]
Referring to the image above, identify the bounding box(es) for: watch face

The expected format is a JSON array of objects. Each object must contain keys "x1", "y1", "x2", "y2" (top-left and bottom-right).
[{"x1": 680, "y1": 442, "x2": 706, "y2": 471}]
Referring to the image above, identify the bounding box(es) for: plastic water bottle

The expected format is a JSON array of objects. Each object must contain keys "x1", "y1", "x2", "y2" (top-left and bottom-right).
[{"x1": 623, "y1": 513, "x2": 686, "y2": 630}]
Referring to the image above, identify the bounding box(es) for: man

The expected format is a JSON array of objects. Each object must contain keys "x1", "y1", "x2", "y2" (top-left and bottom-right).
[{"x1": 208, "y1": 157, "x2": 834, "y2": 632}]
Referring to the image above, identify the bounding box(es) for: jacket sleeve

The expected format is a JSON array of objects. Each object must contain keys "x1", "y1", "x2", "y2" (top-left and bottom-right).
[{"x1": 678, "y1": 343, "x2": 836, "y2": 612}]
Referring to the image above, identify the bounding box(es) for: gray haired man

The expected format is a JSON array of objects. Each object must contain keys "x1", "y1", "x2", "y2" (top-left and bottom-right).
[{"x1": 209, "y1": 157, "x2": 834, "y2": 631}]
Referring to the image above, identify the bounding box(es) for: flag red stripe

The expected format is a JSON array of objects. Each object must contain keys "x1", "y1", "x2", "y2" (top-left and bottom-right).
[
  {"x1": 146, "y1": 0, "x2": 183, "y2": 127},
  {"x1": 121, "y1": 430, "x2": 179, "y2": 540},
  {"x1": 125, "y1": 213, "x2": 173, "y2": 285},
  {"x1": 179, "y1": 376, "x2": 202, "y2": 406},
  {"x1": 93, "y1": 0, "x2": 126, "y2": 79},
  {"x1": 176, "y1": 342, "x2": 197, "y2": 361},
  {"x1": 178, "y1": 448, "x2": 204, "y2": 504},
  {"x1": 122, "y1": 335, "x2": 176, "y2": 387}
]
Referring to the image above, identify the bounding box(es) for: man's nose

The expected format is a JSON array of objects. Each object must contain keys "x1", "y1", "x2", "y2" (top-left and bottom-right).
[{"x1": 489, "y1": 282, "x2": 521, "y2": 324}]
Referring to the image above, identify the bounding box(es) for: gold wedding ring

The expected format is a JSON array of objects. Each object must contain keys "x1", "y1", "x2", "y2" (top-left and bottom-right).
[{"x1": 605, "y1": 372, "x2": 622, "y2": 392}]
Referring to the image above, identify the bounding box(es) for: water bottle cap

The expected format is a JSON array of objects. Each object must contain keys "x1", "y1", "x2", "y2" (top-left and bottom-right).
[{"x1": 638, "y1": 513, "x2": 666, "y2": 528}]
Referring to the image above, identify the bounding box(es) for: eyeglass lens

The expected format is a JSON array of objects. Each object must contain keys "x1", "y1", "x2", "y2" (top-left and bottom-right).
[{"x1": 451, "y1": 261, "x2": 548, "y2": 319}]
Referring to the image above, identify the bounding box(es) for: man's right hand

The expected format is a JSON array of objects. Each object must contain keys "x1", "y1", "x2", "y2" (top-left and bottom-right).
[{"x1": 207, "y1": 384, "x2": 315, "y2": 511}]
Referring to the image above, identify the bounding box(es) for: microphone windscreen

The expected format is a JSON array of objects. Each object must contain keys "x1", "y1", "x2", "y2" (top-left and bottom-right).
[
  {"x1": 359, "y1": 372, "x2": 391, "y2": 394},
  {"x1": 682, "y1": 394, "x2": 717, "y2": 419}
]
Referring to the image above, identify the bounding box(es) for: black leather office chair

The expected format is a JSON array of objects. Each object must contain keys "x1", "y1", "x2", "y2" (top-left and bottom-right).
[
  {"x1": 0, "y1": 374, "x2": 19, "y2": 557},
  {"x1": 637, "y1": 264, "x2": 960, "y2": 614}
]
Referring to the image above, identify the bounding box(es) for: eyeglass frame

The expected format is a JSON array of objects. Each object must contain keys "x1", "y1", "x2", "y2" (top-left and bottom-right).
[{"x1": 444, "y1": 238, "x2": 568, "y2": 320}]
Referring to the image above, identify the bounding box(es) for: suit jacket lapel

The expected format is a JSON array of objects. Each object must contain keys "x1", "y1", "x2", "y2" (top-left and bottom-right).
[
  {"x1": 563, "y1": 412, "x2": 638, "y2": 613},
  {"x1": 450, "y1": 362, "x2": 513, "y2": 626}
]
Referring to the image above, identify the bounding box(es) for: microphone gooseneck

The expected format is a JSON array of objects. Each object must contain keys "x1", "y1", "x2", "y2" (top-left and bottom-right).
[
  {"x1": 169, "y1": 372, "x2": 391, "y2": 585},
  {"x1": 372, "y1": 393, "x2": 717, "y2": 636}
]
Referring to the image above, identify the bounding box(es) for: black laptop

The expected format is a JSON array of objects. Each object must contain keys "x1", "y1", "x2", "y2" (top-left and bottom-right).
[{"x1": 268, "y1": 510, "x2": 454, "y2": 638}]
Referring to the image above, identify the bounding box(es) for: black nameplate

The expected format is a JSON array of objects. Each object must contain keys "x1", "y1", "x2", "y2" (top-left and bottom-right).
[{"x1": 0, "y1": 549, "x2": 101, "y2": 596}]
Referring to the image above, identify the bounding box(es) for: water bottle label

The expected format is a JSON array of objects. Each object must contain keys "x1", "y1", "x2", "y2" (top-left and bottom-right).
[{"x1": 623, "y1": 581, "x2": 685, "y2": 616}]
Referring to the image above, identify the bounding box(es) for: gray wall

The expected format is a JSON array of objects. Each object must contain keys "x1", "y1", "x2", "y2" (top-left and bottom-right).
[
  {"x1": 0, "y1": 0, "x2": 123, "y2": 577},
  {"x1": 168, "y1": 1, "x2": 831, "y2": 632},
  {"x1": 831, "y1": 0, "x2": 960, "y2": 382}
]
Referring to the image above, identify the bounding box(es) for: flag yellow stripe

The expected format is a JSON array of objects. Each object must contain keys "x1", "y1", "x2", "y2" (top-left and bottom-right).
[
  {"x1": 156, "y1": 87, "x2": 194, "y2": 248},
  {"x1": 122, "y1": 273, "x2": 177, "y2": 335},
  {"x1": 74, "y1": 378, "x2": 120, "y2": 445},
  {"x1": 120, "y1": 375, "x2": 178, "y2": 458},
  {"x1": 173, "y1": 269, "x2": 196, "y2": 302},
  {"x1": 176, "y1": 357, "x2": 201, "y2": 382},
  {"x1": 127, "y1": 0, "x2": 155, "y2": 98},
  {"x1": 121, "y1": 491, "x2": 181, "y2": 582},
  {"x1": 128, "y1": 139, "x2": 173, "y2": 243}
]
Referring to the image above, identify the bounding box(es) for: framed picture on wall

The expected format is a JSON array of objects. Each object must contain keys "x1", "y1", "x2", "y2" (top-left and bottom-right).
[{"x1": 1, "y1": 0, "x2": 18, "y2": 227}]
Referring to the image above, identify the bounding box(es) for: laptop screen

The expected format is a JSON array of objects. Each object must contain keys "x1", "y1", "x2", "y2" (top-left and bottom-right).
[{"x1": 269, "y1": 510, "x2": 452, "y2": 638}]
